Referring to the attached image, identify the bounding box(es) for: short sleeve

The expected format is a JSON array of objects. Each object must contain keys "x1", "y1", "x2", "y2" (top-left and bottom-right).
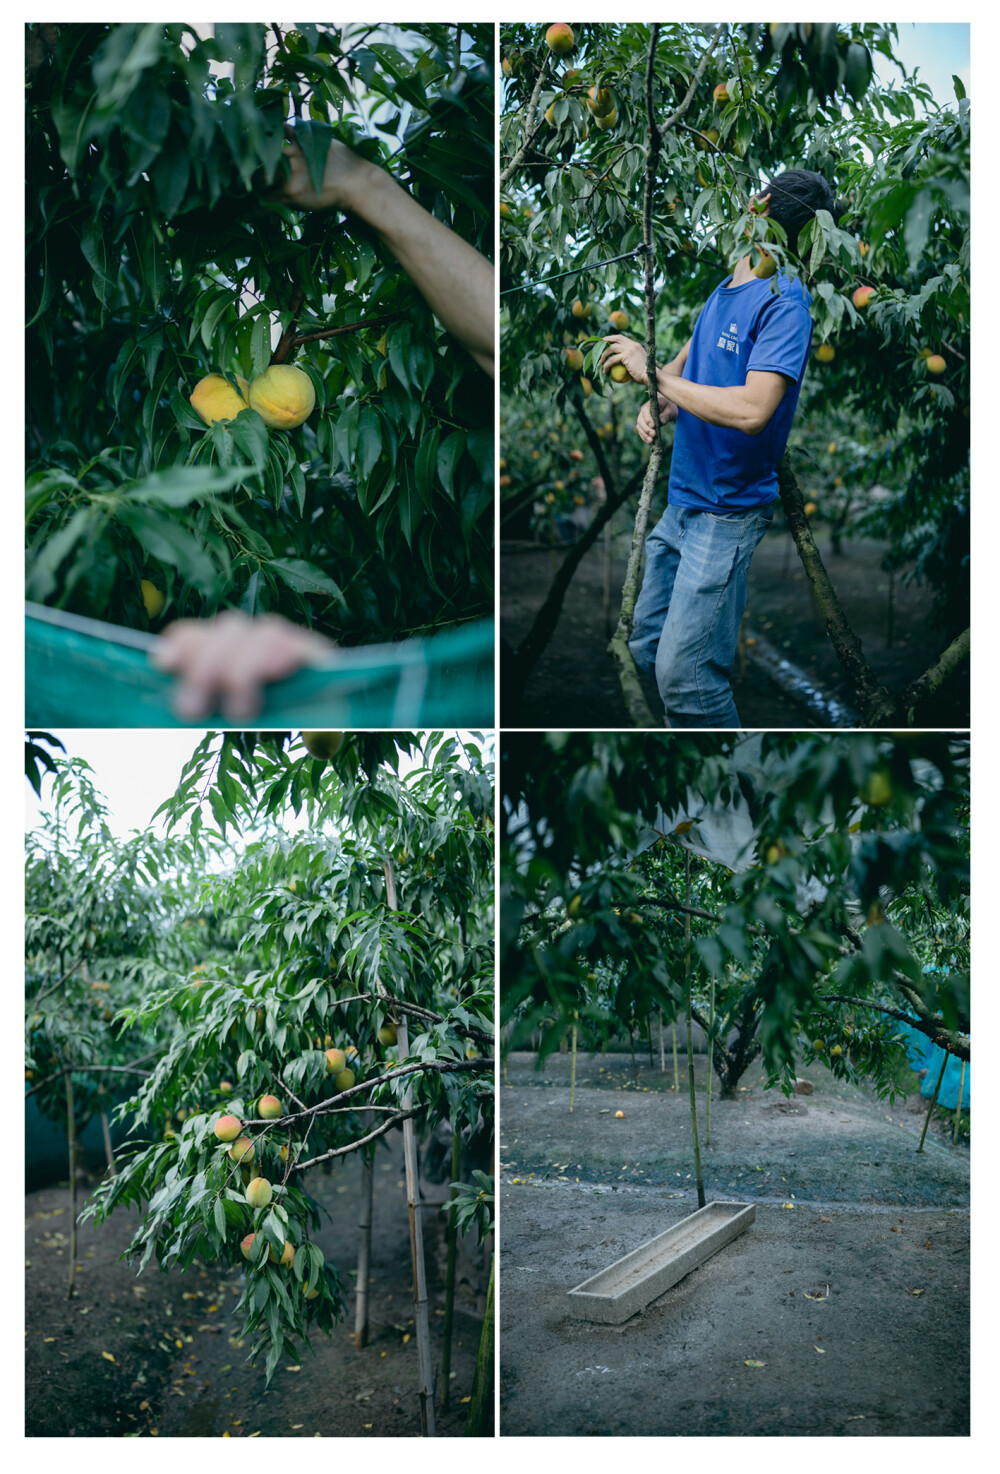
[{"x1": 746, "y1": 281, "x2": 813, "y2": 384}]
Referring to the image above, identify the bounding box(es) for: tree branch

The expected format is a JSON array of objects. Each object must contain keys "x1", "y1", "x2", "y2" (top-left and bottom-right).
[
  {"x1": 817, "y1": 993, "x2": 969, "y2": 1062},
  {"x1": 292, "y1": 311, "x2": 399, "y2": 347},
  {"x1": 777, "y1": 457, "x2": 896, "y2": 725},
  {"x1": 898, "y1": 627, "x2": 970, "y2": 722},
  {"x1": 499, "y1": 53, "x2": 551, "y2": 192}
]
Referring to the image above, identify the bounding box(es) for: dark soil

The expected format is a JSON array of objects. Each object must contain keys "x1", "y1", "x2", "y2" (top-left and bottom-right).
[
  {"x1": 25, "y1": 1133, "x2": 492, "y2": 1438},
  {"x1": 501, "y1": 519, "x2": 969, "y2": 728},
  {"x1": 499, "y1": 1050, "x2": 969, "y2": 1436}
]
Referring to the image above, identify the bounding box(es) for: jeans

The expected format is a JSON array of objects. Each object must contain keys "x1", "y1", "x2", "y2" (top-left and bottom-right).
[{"x1": 628, "y1": 502, "x2": 773, "y2": 728}]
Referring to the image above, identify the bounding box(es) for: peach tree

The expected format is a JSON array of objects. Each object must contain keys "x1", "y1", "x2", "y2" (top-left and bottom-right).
[
  {"x1": 80, "y1": 730, "x2": 494, "y2": 1382},
  {"x1": 26, "y1": 23, "x2": 493, "y2": 647},
  {"x1": 501, "y1": 731, "x2": 969, "y2": 1114}
]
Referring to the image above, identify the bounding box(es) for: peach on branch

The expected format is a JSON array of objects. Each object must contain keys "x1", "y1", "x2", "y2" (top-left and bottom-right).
[
  {"x1": 544, "y1": 24, "x2": 575, "y2": 54},
  {"x1": 258, "y1": 1095, "x2": 283, "y2": 1119},
  {"x1": 214, "y1": 1114, "x2": 243, "y2": 1143},
  {"x1": 608, "y1": 310, "x2": 630, "y2": 330},
  {"x1": 925, "y1": 354, "x2": 946, "y2": 375},
  {"x1": 325, "y1": 1047, "x2": 347, "y2": 1075},
  {"x1": 377, "y1": 1024, "x2": 397, "y2": 1047},
  {"x1": 333, "y1": 1068, "x2": 356, "y2": 1093},
  {"x1": 240, "y1": 1233, "x2": 256, "y2": 1261},
  {"x1": 815, "y1": 343, "x2": 835, "y2": 364},
  {"x1": 852, "y1": 286, "x2": 874, "y2": 310},
  {"x1": 245, "y1": 1177, "x2": 273, "y2": 1210},
  {"x1": 228, "y1": 1136, "x2": 255, "y2": 1165},
  {"x1": 301, "y1": 731, "x2": 344, "y2": 762},
  {"x1": 269, "y1": 1238, "x2": 296, "y2": 1267}
]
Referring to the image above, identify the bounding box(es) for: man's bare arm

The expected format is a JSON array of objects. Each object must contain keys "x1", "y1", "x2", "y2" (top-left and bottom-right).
[{"x1": 281, "y1": 138, "x2": 494, "y2": 377}]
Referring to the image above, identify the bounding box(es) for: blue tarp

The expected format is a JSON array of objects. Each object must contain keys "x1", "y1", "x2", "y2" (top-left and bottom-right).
[{"x1": 895, "y1": 1022, "x2": 970, "y2": 1110}]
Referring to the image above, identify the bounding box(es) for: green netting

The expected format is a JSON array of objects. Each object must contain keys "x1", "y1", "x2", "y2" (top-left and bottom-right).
[{"x1": 26, "y1": 604, "x2": 494, "y2": 728}]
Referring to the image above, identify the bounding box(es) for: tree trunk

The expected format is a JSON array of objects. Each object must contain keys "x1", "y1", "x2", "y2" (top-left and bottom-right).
[{"x1": 684, "y1": 856, "x2": 705, "y2": 1208}]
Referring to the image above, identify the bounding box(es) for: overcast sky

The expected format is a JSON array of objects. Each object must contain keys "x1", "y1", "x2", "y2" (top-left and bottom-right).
[
  {"x1": 25, "y1": 731, "x2": 494, "y2": 840},
  {"x1": 877, "y1": 23, "x2": 969, "y2": 111}
]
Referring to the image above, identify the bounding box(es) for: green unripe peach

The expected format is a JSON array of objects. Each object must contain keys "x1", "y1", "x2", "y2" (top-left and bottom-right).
[
  {"x1": 333, "y1": 1068, "x2": 356, "y2": 1093},
  {"x1": 245, "y1": 1177, "x2": 272, "y2": 1210},
  {"x1": 378, "y1": 1024, "x2": 397, "y2": 1047},
  {"x1": 302, "y1": 731, "x2": 344, "y2": 762}
]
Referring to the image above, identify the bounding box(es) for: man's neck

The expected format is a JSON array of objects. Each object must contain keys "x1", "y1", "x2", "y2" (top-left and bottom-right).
[{"x1": 730, "y1": 254, "x2": 758, "y2": 287}]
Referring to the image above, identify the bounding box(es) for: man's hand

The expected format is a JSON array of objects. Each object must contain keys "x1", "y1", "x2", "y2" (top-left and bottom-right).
[
  {"x1": 151, "y1": 611, "x2": 334, "y2": 721},
  {"x1": 278, "y1": 130, "x2": 374, "y2": 214},
  {"x1": 635, "y1": 394, "x2": 679, "y2": 445},
  {"x1": 600, "y1": 334, "x2": 650, "y2": 385}
]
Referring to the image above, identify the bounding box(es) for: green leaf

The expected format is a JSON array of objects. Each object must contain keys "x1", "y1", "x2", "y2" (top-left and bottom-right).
[{"x1": 269, "y1": 558, "x2": 345, "y2": 604}]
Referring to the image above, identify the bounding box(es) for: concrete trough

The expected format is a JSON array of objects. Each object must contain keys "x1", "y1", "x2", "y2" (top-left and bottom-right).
[{"x1": 567, "y1": 1200, "x2": 755, "y2": 1324}]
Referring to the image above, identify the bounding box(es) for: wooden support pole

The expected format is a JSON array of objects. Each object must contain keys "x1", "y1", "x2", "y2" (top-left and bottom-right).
[
  {"x1": 440, "y1": 1123, "x2": 461, "y2": 1412},
  {"x1": 917, "y1": 1053, "x2": 948, "y2": 1154},
  {"x1": 66, "y1": 1072, "x2": 77, "y2": 1299},
  {"x1": 353, "y1": 1151, "x2": 374, "y2": 1346},
  {"x1": 953, "y1": 1060, "x2": 967, "y2": 1146},
  {"x1": 464, "y1": 1253, "x2": 495, "y2": 1437},
  {"x1": 383, "y1": 859, "x2": 435, "y2": 1436}
]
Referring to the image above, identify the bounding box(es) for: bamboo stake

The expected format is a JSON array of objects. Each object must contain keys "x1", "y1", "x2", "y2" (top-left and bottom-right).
[
  {"x1": 953, "y1": 1060, "x2": 967, "y2": 1145},
  {"x1": 353, "y1": 1152, "x2": 374, "y2": 1346},
  {"x1": 99, "y1": 1108, "x2": 116, "y2": 1176},
  {"x1": 705, "y1": 974, "x2": 715, "y2": 1147},
  {"x1": 440, "y1": 1124, "x2": 461, "y2": 1412},
  {"x1": 917, "y1": 1053, "x2": 948, "y2": 1154},
  {"x1": 464, "y1": 1253, "x2": 495, "y2": 1437},
  {"x1": 66, "y1": 1072, "x2": 77, "y2": 1299},
  {"x1": 383, "y1": 860, "x2": 435, "y2": 1436},
  {"x1": 658, "y1": 1009, "x2": 665, "y2": 1073},
  {"x1": 569, "y1": 1019, "x2": 578, "y2": 1113},
  {"x1": 672, "y1": 1021, "x2": 679, "y2": 1091},
  {"x1": 684, "y1": 855, "x2": 705, "y2": 1207}
]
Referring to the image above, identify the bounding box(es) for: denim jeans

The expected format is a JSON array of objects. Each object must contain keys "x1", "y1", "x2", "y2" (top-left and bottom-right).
[{"x1": 628, "y1": 502, "x2": 773, "y2": 728}]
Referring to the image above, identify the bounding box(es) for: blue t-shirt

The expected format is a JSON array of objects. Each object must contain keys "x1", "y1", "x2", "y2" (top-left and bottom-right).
[{"x1": 667, "y1": 271, "x2": 813, "y2": 512}]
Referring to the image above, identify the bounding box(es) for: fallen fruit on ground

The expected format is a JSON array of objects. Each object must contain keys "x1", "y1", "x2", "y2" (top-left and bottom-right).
[
  {"x1": 302, "y1": 731, "x2": 344, "y2": 762},
  {"x1": 189, "y1": 372, "x2": 251, "y2": 426},
  {"x1": 615, "y1": 1110, "x2": 625, "y2": 1118},
  {"x1": 325, "y1": 1047, "x2": 347, "y2": 1074},
  {"x1": 228, "y1": 1135, "x2": 255, "y2": 1164},
  {"x1": 248, "y1": 364, "x2": 316, "y2": 429},
  {"x1": 214, "y1": 1114, "x2": 243, "y2": 1142},
  {"x1": 245, "y1": 1176, "x2": 273, "y2": 1209},
  {"x1": 258, "y1": 1094, "x2": 282, "y2": 1119},
  {"x1": 141, "y1": 580, "x2": 165, "y2": 619},
  {"x1": 544, "y1": 23, "x2": 575, "y2": 53}
]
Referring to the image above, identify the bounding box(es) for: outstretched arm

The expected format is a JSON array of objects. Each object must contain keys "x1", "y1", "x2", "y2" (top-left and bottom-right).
[
  {"x1": 281, "y1": 137, "x2": 494, "y2": 377},
  {"x1": 603, "y1": 333, "x2": 787, "y2": 436}
]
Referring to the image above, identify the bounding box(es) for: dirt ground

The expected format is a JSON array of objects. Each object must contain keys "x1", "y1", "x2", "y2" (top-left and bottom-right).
[
  {"x1": 499, "y1": 1050, "x2": 969, "y2": 1437},
  {"x1": 501, "y1": 519, "x2": 969, "y2": 728},
  {"x1": 25, "y1": 1133, "x2": 492, "y2": 1438}
]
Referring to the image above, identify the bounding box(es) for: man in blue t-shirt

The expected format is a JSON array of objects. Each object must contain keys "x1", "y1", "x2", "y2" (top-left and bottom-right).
[{"x1": 601, "y1": 169, "x2": 839, "y2": 728}]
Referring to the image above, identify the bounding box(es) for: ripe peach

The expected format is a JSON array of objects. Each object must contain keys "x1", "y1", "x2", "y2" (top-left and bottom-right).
[
  {"x1": 258, "y1": 1095, "x2": 282, "y2": 1119},
  {"x1": 228, "y1": 1136, "x2": 255, "y2": 1165},
  {"x1": 544, "y1": 24, "x2": 575, "y2": 54},
  {"x1": 325, "y1": 1047, "x2": 347, "y2": 1075},
  {"x1": 214, "y1": 1114, "x2": 243, "y2": 1143}
]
